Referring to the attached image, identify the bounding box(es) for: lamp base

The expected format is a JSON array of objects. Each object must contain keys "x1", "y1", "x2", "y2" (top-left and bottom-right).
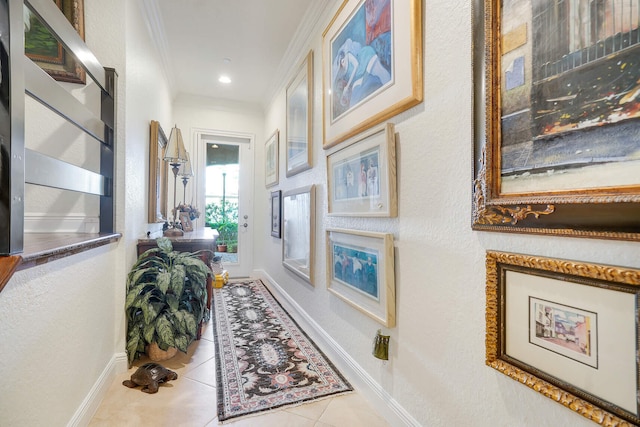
[{"x1": 163, "y1": 228, "x2": 184, "y2": 237}]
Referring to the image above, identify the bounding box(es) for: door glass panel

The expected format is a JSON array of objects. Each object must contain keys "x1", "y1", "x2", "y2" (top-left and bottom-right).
[{"x1": 205, "y1": 143, "x2": 239, "y2": 264}]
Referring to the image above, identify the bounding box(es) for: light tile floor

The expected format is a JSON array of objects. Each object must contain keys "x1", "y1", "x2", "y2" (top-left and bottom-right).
[{"x1": 89, "y1": 318, "x2": 390, "y2": 427}]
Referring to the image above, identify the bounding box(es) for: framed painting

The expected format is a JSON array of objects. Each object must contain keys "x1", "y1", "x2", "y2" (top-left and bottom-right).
[
  {"x1": 270, "y1": 190, "x2": 282, "y2": 238},
  {"x1": 486, "y1": 251, "x2": 640, "y2": 426},
  {"x1": 327, "y1": 122, "x2": 397, "y2": 217},
  {"x1": 327, "y1": 228, "x2": 395, "y2": 327},
  {"x1": 265, "y1": 129, "x2": 279, "y2": 187},
  {"x1": 322, "y1": 0, "x2": 423, "y2": 149},
  {"x1": 24, "y1": 0, "x2": 86, "y2": 84},
  {"x1": 286, "y1": 50, "x2": 313, "y2": 177},
  {"x1": 148, "y1": 120, "x2": 168, "y2": 223},
  {"x1": 472, "y1": 0, "x2": 640, "y2": 240},
  {"x1": 282, "y1": 185, "x2": 315, "y2": 284},
  {"x1": 179, "y1": 212, "x2": 193, "y2": 232}
]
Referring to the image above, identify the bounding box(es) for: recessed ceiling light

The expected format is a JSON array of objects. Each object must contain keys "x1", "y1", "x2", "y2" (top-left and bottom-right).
[{"x1": 219, "y1": 75, "x2": 231, "y2": 84}]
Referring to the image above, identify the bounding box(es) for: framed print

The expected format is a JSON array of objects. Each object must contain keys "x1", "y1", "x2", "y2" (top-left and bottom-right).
[
  {"x1": 486, "y1": 251, "x2": 640, "y2": 426},
  {"x1": 327, "y1": 228, "x2": 395, "y2": 327},
  {"x1": 282, "y1": 185, "x2": 315, "y2": 284},
  {"x1": 472, "y1": 0, "x2": 640, "y2": 240},
  {"x1": 265, "y1": 129, "x2": 279, "y2": 187},
  {"x1": 179, "y1": 212, "x2": 193, "y2": 232},
  {"x1": 148, "y1": 120, "x2": 168, "y2": 223},
  {"x1": 286, "y1": 50, "x2": 313, "y2": 177},
  {"x1": 24, "y1": 0, "x2": 86, "y2": 84},
  {"x1": 322, "y1": 0, "x2": 423, "y2": 149},
  {"x1": 327, "y1": 123, "x2": 397, "y2": 217},
  {"x1": 270, "y1": 190, "x2": 282, "y2": 238}
]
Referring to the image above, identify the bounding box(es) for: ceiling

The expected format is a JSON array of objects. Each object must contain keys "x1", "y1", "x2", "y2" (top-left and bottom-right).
[{"x1": 143, "y1": 0, "x2": 319, "y2": 107}]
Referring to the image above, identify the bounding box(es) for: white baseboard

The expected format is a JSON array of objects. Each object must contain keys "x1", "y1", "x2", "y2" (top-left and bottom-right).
[
  {"x1": 253, "y1": 269, "x2": 420, "y2": 427},
  {"x1": 25, "y1": 214, "x2": 100, "y2": 233},
  {"x1": 67, "y1": 352, "x2": 128, "y2": 427}
]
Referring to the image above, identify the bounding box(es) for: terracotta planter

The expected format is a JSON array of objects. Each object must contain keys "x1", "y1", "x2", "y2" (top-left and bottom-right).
[
  {"x1": 146, "y1": 342, "x2": 178, "y2": 361},
  {"x1": 217, "y1": 244, "x2": 227, "y2": 252}
]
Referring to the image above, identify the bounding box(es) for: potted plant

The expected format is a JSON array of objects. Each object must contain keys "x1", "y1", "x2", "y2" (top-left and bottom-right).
[{"x1": 125, "y1": 237, "x2": 211, "y2": 364}]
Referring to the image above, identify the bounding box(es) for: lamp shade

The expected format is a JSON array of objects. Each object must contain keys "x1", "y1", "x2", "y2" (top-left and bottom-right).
[
  {"x1": 178, "y1": 152, "x2": 193, "y2": 177},
  {"x1": 164, "y1": 125, "x2": 188, "y2": 163}
]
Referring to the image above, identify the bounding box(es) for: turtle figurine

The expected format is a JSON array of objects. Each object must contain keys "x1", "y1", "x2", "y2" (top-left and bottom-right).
[{"x1": 122, "y1": 362, "x2": 178, "y2": 393}]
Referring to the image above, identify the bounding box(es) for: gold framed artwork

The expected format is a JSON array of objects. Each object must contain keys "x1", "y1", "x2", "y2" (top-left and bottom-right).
[
  {"x1": 282, "y1": 185, "x2": 315, "y2": 285},
  {"x1": 265, "y1": 129, "x2": 279, "y2": 187},
  {"x1": 24, "y1": 0, "x2": 86, "y2": 84},
  {"x1": 148, "y1": 120, "x2": 168, "y2": 223},
  {"x1": 486, "y1": 251, "x2": 640, "y2": 426},
  {"x1": 322, "y1": 0, "x2": 423, "y2": 149},
  {"x1": 326, "y1": 123, "x2": 397, "y2": 217},
  {"x1": 327, "y1": 228, "x2": 395, "y2": 327},
  {"x1": 286, "y1": 50, "x2": 313, "y2": 177},
  {"x1": 472, "y1": 0, "x2": 640, "y2": 240}
]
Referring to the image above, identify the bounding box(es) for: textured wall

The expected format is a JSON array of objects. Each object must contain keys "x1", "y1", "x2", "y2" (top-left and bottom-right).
[{"x1": 255, "y1": 0, "x2": 640, "y2": 426}]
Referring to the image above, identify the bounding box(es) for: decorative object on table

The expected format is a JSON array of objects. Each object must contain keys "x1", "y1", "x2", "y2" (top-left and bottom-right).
[
  {"x1": 148, "y1": 120, "x2": 169, "y2": 223},
  {"x1": 178, "y1": 212, "x2": 193, "y2": 232},
  {"x1": 472, "y1": 0, "x2": 640, "y2": 240},
  {"x1": 122, "y1": 362, "x2": 178, "y2": 394},
  {"x1": 327, "y1": 123, "x2": 397, "y2": 217},
  {"x1": 270, "y1": 189, "x2": 282, "y2": 238},
  {"x1": 176, "y1": 203, "x2": 200, "y2": 232},
  {"x1": 372, "y1": 329, "x2": 390, "y2": 361},
  {"x1": 322, "y1": 0, "x2": 423, "y2": 149},
  {"x1": 485, "y1": 251, "x2": 640, "y2": 426},
  {"x1": 326, "y1": 228, "x2": 395, "y2": 327},
  {"x1": 286, "y1": 50, "x2": 313, "y2": 177},
  {"x1": 24, "y1": 0, "x2": 86, "y2": 84},
  {"x1": 178, "y1": 152, "x2": 193, "y2": 204},
  {"x1": 265, "y1": 129, "x2": 279, "y2": 187},
  {"x1": 163, "y1": 125, "x2": 188, "y2": 236},
  {"x1": 125, "y1": 237, "x2": 210, "y2": 364},
  {"x1": 282, "y1": 185, "x2": 315, "y2": 284},
  {"x1": 212, "y1": 279, "x2": 352, "y2": 423}
]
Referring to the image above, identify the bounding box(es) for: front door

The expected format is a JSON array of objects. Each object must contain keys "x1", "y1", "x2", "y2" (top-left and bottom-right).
[{"x1": 196, "y1": 130, "x2": 253, "y2": 278}]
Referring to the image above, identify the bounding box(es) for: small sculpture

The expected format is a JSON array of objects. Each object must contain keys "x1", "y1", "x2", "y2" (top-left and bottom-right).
[{"x1": 122, "y1": 362, "x2": 178, "y2": 393}]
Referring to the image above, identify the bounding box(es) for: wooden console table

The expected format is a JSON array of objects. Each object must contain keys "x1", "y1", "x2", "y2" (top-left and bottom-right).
[{"x1": 137, "y1": 228, "x2": 218, "y2": 321}]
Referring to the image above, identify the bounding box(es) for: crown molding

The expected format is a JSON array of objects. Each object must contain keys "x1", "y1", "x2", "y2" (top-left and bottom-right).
[
  {"x1": 264, "y1": 0, "x2": 335, "y2": 107},
  {"x1": 138, "y1": 0, "x2": 176, "y2": 94}
]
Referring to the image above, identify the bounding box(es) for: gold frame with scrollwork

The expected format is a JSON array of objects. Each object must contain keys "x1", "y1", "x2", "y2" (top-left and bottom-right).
[
  {"x1": 472, "y1": 0, "x2": 640, "y2": 240},
  {"x1": 486, "y1": 251, "x2": 640, "y2": 426}
]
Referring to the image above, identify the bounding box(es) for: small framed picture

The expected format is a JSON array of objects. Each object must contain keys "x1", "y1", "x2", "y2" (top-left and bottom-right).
[
  {"x1": 282, "y1": 185, "x2": 315, "y2": 284},
  {"x1": 326, "y1": 123, "x2": 397, "y2": 217},
  {"x1": 179, "y1": 212, "x2": 193, "y2": 232},
  {"x1": 326, "y1": 228, "x2": 395, "y2": 327},
  {"x1": 486, "y1": 251, "x2": 640, "y2": 426},
  {"x1": 265, "y1": 129, "x2": 279, "y2": 187},
  {"x1": 270, "y1": 190, "x2": 282, "y2": 238}
]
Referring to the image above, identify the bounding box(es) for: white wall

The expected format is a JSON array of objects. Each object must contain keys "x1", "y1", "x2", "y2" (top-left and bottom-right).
[
  {"x1": 254, "y1": 0, "x2": 640, "y2": 426},
  {"x1": 0, "y1": 0, "x2": 174, "y2": 425}
]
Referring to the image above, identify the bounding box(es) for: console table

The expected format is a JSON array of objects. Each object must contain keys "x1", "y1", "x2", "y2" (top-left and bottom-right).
[{"x1": 137, "y1": 228, "x2": 218, "y2": 331}]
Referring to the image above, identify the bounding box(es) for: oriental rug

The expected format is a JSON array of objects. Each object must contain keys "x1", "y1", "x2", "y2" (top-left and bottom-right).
[{"x1": 212, "y1": 279, "x2": 352, "y2": 423}]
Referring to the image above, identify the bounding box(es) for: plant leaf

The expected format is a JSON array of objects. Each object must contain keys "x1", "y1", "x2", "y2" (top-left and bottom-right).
[
  {"x1": 156, "y1": 314, "x2": 176, "y2": 349},
  {"x1": 166, "y1": 294, "x2": 180, "y2": 312},
  {"x1": 170, "y1": 264, "x2": 186, "y2": 296},
  {"x1": 157, "y1": 271, "x2": 171, "y2": 295},
  {"x1": 143, "y1": 322, "x2": 155, "y2": 343},
  {"x1": 184, "y1": 312, "x2": 198, "y2": 336},
  {"x1": 156, "y1": 237, "x2": 173, "y2": 253},
  {"x1": 174, "y1": 333, "x2": 190, "y2": 352}
]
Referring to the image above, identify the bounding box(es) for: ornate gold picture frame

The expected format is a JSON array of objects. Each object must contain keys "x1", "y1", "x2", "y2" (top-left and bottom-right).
[
  {"x1": 486, "y1": 251, "x2": 640, "y2": 426},
  {"x1": 472, "y1": 0, "x2": 640, "y2": 240},
  {"x1": 148, "y1": 120, "x2": 168, "y2": 223}
]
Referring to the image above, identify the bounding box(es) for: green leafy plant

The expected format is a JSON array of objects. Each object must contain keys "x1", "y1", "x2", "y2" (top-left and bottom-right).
[{"x1": 125, "y1": 237, "x2": 211, "y2": 364}]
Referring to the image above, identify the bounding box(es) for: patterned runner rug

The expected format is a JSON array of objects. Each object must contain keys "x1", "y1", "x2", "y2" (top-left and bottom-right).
[{"x1": 212, "y1": 279, "x2": 353, "y2": 423}]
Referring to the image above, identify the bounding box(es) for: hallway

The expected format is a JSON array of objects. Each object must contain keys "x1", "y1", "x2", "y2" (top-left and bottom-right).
[{"x1": 89, "y1": 317, "x2": 390, "y2": 426}]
